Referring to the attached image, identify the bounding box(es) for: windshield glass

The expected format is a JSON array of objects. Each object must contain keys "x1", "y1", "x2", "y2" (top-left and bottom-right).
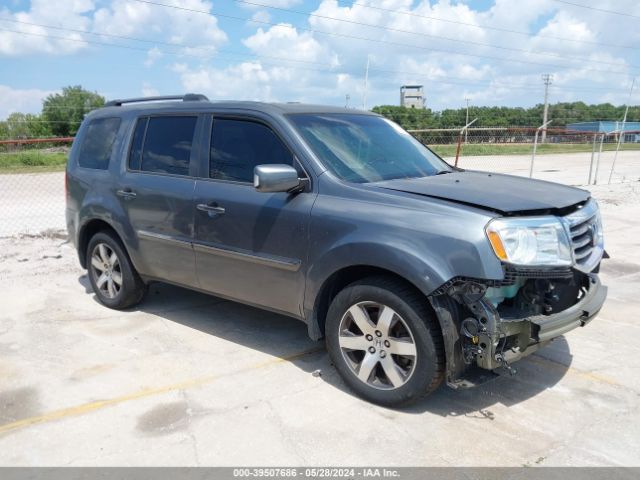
[{"x1": 288, "y1": 113, "x2": 451, "y2": 183}]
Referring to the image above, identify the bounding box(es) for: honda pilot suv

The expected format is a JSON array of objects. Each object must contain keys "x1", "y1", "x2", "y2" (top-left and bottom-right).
[{"x1": 66, "y1": 94, "x2": 607, "y2": 406}]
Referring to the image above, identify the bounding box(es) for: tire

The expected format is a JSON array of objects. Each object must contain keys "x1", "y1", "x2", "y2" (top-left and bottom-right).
[
  {"x1": 86, "y1": 230, "x2": 147, "y2": 309},
  {"x1": 326, "y1": 276, "x2": 444, "y2": 407}
]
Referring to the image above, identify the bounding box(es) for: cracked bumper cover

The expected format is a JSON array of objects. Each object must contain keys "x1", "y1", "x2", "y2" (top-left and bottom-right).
[
  {"x1": 483, "y1": 274, "x2": 607, "y2": 370},
  {"x1": 528, "y1": 274, "x2": 606, "y2": 343},
  {"x1": 431, "y1": 274, "x2": 607, "y2": 383}
]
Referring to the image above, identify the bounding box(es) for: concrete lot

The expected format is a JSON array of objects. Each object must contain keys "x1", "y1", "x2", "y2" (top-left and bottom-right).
[{"x1": 1, "y1": 182, "x2": 640, "y2": 466}]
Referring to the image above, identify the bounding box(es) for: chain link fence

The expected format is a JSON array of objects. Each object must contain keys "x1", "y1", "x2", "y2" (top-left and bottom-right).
[
  {"x1": 1, "y1": 126, "x2": 639, "y2": 237},
  {"x1": 0, "y1": 137, "x2": 71, "y2": 237},
  {"x1": 410, "y1": 126, "x2": 640, "y2": 186}
]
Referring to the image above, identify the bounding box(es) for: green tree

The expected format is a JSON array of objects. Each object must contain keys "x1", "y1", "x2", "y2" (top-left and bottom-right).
[
  {"x1": 4, "y1": 112, "x2": 30, "y2": 138},
  {"x1": 3, "y1": 112, "x2": 53, "y2": 138},
  {"x1": 372, "y1": 101, "x2": 640, "y2": 131},
  {"x1": 42, "y1": 86, "x2": 104, "y2": 136}
]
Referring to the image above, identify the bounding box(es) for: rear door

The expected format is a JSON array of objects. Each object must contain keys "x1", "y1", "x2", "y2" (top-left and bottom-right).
[
  {"x1": 193, "y1": 115, "x2": 315, "y2": 317},
  {"x1": 116, "y1": 114, "x2": 202, "y2": 288}
]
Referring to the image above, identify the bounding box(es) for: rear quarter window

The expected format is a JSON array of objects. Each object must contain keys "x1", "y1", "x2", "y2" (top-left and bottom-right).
[{"x1": 78, "y1": 117, "x2": 121, "y2": 170}]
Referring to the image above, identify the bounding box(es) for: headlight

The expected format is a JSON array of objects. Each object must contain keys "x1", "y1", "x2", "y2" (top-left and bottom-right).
[{"x1": 486, "y1": 217, "x2": 572, "y2": 266}]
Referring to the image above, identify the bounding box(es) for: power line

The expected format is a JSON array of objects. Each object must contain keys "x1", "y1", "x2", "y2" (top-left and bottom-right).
[
  {"x1": 2, "y1": 27, "x2": 633, "y2": 96},
  {"x1": 234, "y1": 0, "x2": 638, "y2": 69},
  {"x1": 0, "y1": 17, "x2": 335, "y2": 68},
  {"x1": 130, "y1": 0, "x2": 633, "y2": 77},
  {"x1": 4, "y1": 15, "x2": 632, "y2": 93},
  {"x1": 0, "y1": 27, "x2": 349, "y2": 75},
  {"x1": 337, "y1": 0, "x2": 640, "y2": 51},
  {"x1": 550, "y1": 0, "x2": 640, "y2": 19}
]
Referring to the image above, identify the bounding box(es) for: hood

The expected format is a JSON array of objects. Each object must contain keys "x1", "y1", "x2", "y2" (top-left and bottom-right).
[{"x1": 371, "y1": 171, "x2": 590, "y2": 215}]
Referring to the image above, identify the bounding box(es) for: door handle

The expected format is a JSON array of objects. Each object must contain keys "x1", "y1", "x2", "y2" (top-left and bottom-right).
[
  {"x1": 197, "y1": 202, "x2": 226, "y2": 216},
  {"x1": 116, "y1": 188, "x2": 137, "y2": 199}
]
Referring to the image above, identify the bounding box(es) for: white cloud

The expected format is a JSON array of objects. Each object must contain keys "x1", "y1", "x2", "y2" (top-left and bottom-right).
[
  {"x1": 0, "y1": 85, "x2": 56, "y2": 119},
  {"x1": 177, "y1": 59, "x2": 363, "y2": 105},
  {"x1": 2, "y1": 0, "x2": 640, "y2": 111},
  {"x1": 248, "y1": 10, "x2": 271, "y2": 25},
  {"x1": 141, "y1": 82, "x2": 160, "y2": 97},
  {"x1": 93, "y1": 0, "x2": 227, "y2": 58},
  {"x1": 0, "y1": 0, "x2": 227, "y2": 59},
  {"x1": 243, "y1": 23, "x2": 339, "y2": 67},
  {"x1": 0, "y1": 0, "x2": 94, "y2": 55},
  {"x1": 144, "y1": 47, "x2": 163, "y2": 67}
]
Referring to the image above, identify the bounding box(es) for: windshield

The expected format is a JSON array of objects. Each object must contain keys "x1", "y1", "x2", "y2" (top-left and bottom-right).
[{"x1": 288, "y1": 113, "x2": 451, "y2": 183}]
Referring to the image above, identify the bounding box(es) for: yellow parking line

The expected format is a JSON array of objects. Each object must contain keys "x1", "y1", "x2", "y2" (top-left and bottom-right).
[{"x1": 0, "y1": 347, "x2": 324, "y2": 436}]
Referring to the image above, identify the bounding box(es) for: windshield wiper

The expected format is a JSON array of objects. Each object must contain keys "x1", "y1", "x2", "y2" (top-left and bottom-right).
[{"x1": 435, "y1": 170, "x2": 453, "y2": 175}]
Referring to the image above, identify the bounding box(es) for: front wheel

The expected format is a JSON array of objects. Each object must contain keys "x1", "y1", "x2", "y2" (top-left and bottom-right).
[{"x1": 325, "y1": 276, "x2": 444, "y2": 406}]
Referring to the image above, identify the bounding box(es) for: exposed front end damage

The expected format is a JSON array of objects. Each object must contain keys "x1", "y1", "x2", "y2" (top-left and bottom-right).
[{"x1": 429, "y1": 266, "x2": 607, "y2": 387}]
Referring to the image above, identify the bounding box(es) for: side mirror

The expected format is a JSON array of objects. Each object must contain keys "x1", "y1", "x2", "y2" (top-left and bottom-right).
[{"x1": 253, "y1": 164, "x2": 302, "y2": 193}]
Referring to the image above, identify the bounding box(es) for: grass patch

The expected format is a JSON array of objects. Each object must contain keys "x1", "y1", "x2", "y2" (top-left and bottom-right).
[
  {"x1": 0, "y1": 151, "x2": 67, "y2": 173},
  {"x1": 430, "y1": 142, "x2": 640, "y2": 157}
]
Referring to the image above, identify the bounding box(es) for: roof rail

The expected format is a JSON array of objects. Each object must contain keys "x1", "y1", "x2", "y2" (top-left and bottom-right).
[{"x1": 104, "y1": 93, "x2": 209, "y2": 107}]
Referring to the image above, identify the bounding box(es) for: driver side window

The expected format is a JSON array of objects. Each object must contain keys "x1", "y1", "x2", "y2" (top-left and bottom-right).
[{"x1": 210, "y1": 118, "x2": 294, "y2": 182}]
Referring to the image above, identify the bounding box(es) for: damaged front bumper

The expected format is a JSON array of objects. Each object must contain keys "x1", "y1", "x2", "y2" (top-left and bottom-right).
[
  {"x1": 531, "y1": 274, "x2": 606, "y2": 342},
  {"x1": 429, "y1": 272, "x2": 607, "y2": 387}
]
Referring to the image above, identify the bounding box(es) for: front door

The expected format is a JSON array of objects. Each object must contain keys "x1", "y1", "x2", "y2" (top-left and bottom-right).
[{"x1": 193, "y1": 116, "x2": 315, "y2": 316}]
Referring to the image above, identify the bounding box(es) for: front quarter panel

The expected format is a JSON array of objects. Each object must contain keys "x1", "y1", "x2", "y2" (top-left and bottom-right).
[{"x1": 305, "y1": 175, "x2": 502, "y2": 317}]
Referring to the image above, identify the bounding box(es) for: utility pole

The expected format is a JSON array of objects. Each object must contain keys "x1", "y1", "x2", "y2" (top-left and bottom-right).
[
  {"x1": 362, "y1": 54, "x2": 370, "y2": 110},
  {"x1": 541, "y1": 74, "x2": 553, "y2": 143},
  {"x1": 464, "y1": 97, "x2": 471, "y2": 143}
]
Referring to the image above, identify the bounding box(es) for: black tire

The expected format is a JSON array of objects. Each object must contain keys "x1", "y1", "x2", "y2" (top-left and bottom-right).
[
  {"x1": 326, "y1": 276, "x2": 444, "y2": 407},
  {"x1": 86, "y1": 230, "x2": 147, "y2": 309}
]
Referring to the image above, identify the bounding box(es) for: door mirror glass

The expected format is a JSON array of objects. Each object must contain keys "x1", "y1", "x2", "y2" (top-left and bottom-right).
[{"x1": 254, "y1": 164, "x2": 301, "y2": 193}]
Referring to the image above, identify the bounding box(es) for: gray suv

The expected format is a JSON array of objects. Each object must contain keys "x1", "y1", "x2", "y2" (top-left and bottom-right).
[{"x1": 66, "y1": 94, "x2": 607, "y2": 406}]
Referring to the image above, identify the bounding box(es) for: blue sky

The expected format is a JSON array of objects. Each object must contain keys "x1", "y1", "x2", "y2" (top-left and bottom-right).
[{"x1": 1, "y1": 0, "x2": 639, "y2": 119}]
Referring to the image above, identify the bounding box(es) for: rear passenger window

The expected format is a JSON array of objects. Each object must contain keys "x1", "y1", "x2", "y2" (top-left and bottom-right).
[
  {"x1": 129, "y1": 116, "x2": 197, "y2": 176},
  {"x1": 210, "y1": 119, "x2": 294, "y2": 182},
  {"x1": 78, "y1": 117, "x2": 121, "y2": 170}
]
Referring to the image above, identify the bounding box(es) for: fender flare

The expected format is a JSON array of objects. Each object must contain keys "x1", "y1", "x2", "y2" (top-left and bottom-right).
[{"x1": 304, "y1": 241, "x2": 456, "y2": 340}]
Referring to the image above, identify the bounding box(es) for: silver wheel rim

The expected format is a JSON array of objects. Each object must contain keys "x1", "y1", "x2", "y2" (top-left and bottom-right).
[
  {"x1": 338, "y1": 301, "x2": 417, "y2": 390},
  {"x1": 90, "y1": 243, "x2": 122, "y2": 299}
]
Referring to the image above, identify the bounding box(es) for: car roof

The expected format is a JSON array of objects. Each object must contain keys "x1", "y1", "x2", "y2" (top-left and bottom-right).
[{"x1": 91, "y1": 99, "x2": 379, "y2": 119}]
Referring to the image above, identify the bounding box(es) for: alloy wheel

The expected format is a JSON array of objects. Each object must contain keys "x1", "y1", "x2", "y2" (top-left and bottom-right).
[
  {"x1": 338, "y1": 301, "x2": 417, "y2": 390},
  {"x1": 90, "y1": 243, "x2": 122, "y2": 299}
]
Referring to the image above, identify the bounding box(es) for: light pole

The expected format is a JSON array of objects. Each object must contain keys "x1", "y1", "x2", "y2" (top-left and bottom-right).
[
  {"x1": 541, "y1": 74, "x2": 553, "y2": 143},
  {"x1": 464, "y1": 98, "x2": 470, "y2": 143},
  {"x1": 608, "y1": 77, "x2": 636, "y2": 184},
  {"x1": 362, "y1": 54, "x2": 370, "y2": 111}
]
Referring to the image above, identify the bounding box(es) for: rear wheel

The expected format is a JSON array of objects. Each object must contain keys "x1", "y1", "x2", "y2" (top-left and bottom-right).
[
  {"x1": 326, "y1": 276, "x2": 444, "y2": 406},
  {"x1": 86, "y1": 231, "x2": 146, "y2": 309}
]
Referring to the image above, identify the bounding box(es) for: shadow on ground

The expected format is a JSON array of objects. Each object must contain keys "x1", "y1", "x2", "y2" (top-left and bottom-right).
[{"x1": 79, "y1": 276, "x2": 573, "y2": 418}]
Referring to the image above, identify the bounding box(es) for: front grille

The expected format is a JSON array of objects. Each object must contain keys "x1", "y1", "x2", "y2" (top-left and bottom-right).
[
  {"x1": 563, "y1": 199, "x2": 602, "y2": 272},
  {"x1": 503, "y1": 265, "x2": 573, "y2": 283},
  {"x1": 569, "y1": 215, "x2": 598, "y2": 267}
]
